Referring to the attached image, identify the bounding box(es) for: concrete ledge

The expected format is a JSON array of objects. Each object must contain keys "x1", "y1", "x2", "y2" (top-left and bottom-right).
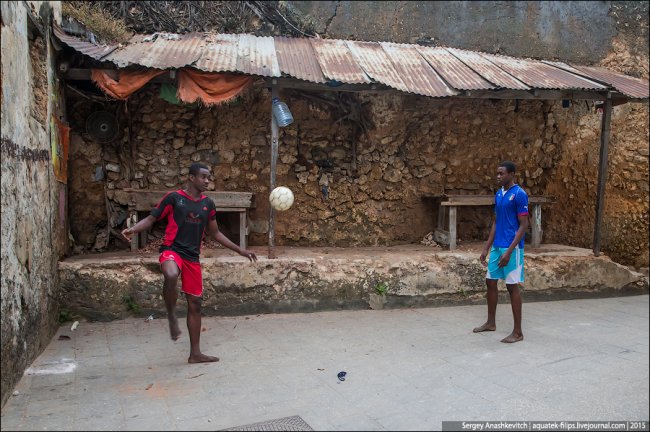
[{"x1": 58, "y1": 244, "x2": 649, "y2": 321}]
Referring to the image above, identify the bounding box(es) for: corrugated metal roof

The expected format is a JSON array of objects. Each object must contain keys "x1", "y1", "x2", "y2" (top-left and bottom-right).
[
  {"x1": 309, "y1": 39, "x2": 371, "y2": 84},
  {"x1": 444, "y1": 48, "x2": 530, "y2": 90},
  {"x1": 274, "y1": 37, "x2": 326, "y2": 83},
  {"x1": 380, "y1": 43, "x2": 456, "y2": 97},
  {"x1": 235, "y1": 34, "x2": 280, "y2": 77},
  {"x1": 346, "y1": 41, "x2": 409, "y2": 92},
  {"x1": 54, "y1": 24, "x2": 648, "y2": 100},
  {"x1": 482, "y1": 52, "x2": 607, "y2": 90},
  {"x1": 109, "y1": 32, "x2": 205, "y2": 69},
  {"x1": 417, "y1": 47, "x2": 493, "y2": 90},
  {"x1": 194, "y1": 34, "x2": 239, "y2": 73},
  {"x1": 570, "y1": 65, "x2": 648, "y2": 99},
  {"x1": 53, "y1": 24, "x2": 118, "y2": 60}
]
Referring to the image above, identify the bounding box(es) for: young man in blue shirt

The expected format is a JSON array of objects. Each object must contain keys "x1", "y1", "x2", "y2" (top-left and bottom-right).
[{"x1": 474, "y1": 161, "x2": 528, "y2": 343}]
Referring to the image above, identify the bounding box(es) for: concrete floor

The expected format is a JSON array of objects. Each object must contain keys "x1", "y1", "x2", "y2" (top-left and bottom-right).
[{"x1": 1, "y1": 295, "x2": 648, "y2": 431}]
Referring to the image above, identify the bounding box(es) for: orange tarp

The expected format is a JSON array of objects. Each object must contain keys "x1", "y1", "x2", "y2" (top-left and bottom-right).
[
  {"x1": 177, "y1": 70, "x2": 253, "y2": 105},
  {"x1": 91, "y1": 69, "x2": 164, "y2": 100}
]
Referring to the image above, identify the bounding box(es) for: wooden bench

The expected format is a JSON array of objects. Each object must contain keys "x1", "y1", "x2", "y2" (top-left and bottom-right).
[
  {"x1": 430, "y1": 194, "x2": 554, "y2": 250},
  {"x1": 124, "y1": 189, "x2": 254, "y2": 251}
]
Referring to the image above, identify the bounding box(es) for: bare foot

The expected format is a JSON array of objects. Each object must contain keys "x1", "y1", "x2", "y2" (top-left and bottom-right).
[
  {"x1": 473, "y1": 322, "x2": 496, "y2": 333},
  {"x1": 500, "y1": 332, "x2": 524, "y2": 343},
  {"x1": 168, "y1": 316, "x2": 181, "y2": 341},
  {"x1": 188, "y1": 353, "x2": 220, "y2": 363}
]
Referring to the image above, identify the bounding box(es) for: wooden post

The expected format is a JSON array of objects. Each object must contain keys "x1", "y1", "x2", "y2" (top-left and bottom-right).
[
  {"x1": 437, "y1": 199, "x2": 445, "y2": 231},
  {"x1": 240, "y1": 211, "x2": 247, "y2": 250},
  {"x1": 268, "y1": 84, "x2": 279, "y2": 259},
  {"x1": 449, "y1": 206, "x2": 457, "y2": 250},
  {"x1": 593, "y1": 96, "x2": 612, "y2": 257},
  {"x1": 531, "y1": 203, "x2": 542, "y2": 248}
]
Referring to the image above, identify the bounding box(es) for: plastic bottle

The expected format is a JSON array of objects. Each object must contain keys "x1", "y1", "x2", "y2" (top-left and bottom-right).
[{"x1": 272, "y1": 97, "x2": 294, "y2": 127}]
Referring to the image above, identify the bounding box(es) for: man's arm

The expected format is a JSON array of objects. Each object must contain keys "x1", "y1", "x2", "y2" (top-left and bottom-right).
[
  {"x1": 498, "y1": 214, "x2": 528, "y2": 267},
  {"x1": 207, "y1": 219, "x2": 257, "y2": 262},
  {"x1": 121, "y1": 215, "x2": 156, "y2": 242}
]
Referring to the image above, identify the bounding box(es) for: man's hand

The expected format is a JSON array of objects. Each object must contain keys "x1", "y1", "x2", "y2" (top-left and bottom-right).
[
  {"x1": 498, "y1": 250, "x2": 512, "y2": 268},
  {"x1": 121, "y1": 228, "x2": 134, "y2": 242},
  {"x1": 239, "y1": 249, "x2": 257, "y2": 262},
  {"x1": 480, "y1": 249, "x2": 489, "y2": 267}
]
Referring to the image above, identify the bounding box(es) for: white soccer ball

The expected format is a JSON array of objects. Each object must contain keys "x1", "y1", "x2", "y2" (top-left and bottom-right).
[{"x1": 269, "y1": 186, "x2": 294, "y2": 211}]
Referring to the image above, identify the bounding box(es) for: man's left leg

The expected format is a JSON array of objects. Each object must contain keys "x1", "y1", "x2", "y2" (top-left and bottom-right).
[
  {"x1": 186, "y1": 294, "x2": 219, "y2": 363},
  {"x1": 502, "y1": 283, "x2": 523, "y2": 343}
]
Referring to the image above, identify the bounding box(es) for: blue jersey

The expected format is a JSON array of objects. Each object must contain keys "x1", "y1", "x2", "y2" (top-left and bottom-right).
[{"x1": 494, "y1": 184, "x2": 529, "y2": 249}]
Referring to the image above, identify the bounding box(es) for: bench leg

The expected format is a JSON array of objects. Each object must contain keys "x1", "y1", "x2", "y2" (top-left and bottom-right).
[
  {"x1": 449, "y1": 206, "x2": 457, "y2": 250},
  {"x1": 437, "y1": 201, "x2": 445, "y2": 230},
  {"x1": 531, "y1": 204, "x2": 542, "y2": 248},
  {"x1": 239, "y1": 211, "x2": 247, "y2": 250}
]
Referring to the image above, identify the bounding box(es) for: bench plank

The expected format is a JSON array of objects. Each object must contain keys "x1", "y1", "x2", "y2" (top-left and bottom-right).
[
  {"x1": 440, "y1": 195, "x2": 553, "y2": 206},
  {"x1": 123, "y1": 189, "x2": 254, "y2": 211}
]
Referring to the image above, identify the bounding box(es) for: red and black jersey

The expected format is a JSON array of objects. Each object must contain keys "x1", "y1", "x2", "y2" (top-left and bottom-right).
[{"x1": 150, "y1": 190, "x2": 217, "y2": 262}]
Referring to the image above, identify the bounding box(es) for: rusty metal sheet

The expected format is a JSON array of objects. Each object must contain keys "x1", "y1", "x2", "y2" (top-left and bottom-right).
[
  {"x1": 481, "y1": 53, "x2": 606, "y2": 90},
  {"x1": 274, "y1": 37, "x2": 325, "y2": 83},
  {"x1": 310, "y1": 39, "x2": 370, "y2": 84},
  {"x1": 235, "y1": 34, "x2": 280, "y2": 77},
  {"x1": 445, "y1": 48, "x2": 530, "y2": 90},
  {"x1": 380, "y1": 43, "x2": 456, "y2": 97},
  {"x1": 107, "y1": 32, "x2": 205, "y2": 69},
  {"x1": 345, "y1": 41, "x2": 409, "y2": 92},
  {"x1": 541, "y1": 60, "x2": 587, "y2": 76},
  {"x1": 416, "y1": 47, "x2": 493, "y2": 90},
  {"x1": 53, "y1": 24, "x2": 118, "y2": 60},
  {"x1": 194, "y1": 34, "x2": 240, "y2": 72},
  {"x1": 569, "y1": 65, "x2": 649, "y2": 99}
]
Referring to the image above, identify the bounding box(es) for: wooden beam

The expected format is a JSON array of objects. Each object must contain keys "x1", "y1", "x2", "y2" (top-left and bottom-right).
[
  {"x1": 267, "y1": 77, "x2": 390, "y2": 93},
  {"x1": 593, "y1": 96, "x2": 613, "y2": 257},
  {"x1": 461, "y1": 89, "x2": 610, "y2": 101},
  {"x1": 64, "y1": 68, "x2": 174, "y2": 83},
  {"x1": 268, "y1": 85, "x2": 279, "y2": 259}
]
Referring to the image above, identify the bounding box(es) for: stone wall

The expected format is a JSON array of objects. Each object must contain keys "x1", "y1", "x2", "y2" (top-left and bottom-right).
[
  {"x1": 1, "y1": 1, "x2": 64, "y2": 407},
  {"x1": 291, "y1": 1, "x2": 647, "y2": 64}
]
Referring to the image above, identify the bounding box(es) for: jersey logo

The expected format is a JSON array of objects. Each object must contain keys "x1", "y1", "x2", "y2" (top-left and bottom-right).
[
  {"x1": 186, "y1": 212, "x2": 202, "y2": 224},
  {"x1": 509, "y1": 195, "x2": 515, "y2": 201},
  {"x1": 203, "y1": 206, "x2": 208, "y2": 211},
  {"x1": 178, "y1": 198, "x2": 186, "y2": 206}
]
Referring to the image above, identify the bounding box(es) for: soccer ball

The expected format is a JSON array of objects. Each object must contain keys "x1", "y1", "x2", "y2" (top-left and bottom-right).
[{"x1": 269, "y1": 186, "x2": 294, "y2": 211}]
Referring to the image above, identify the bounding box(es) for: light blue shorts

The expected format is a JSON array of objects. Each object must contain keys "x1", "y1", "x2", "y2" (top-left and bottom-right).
[{"x1": 486, "y1": 246, "x2": 525, "y2": 284}]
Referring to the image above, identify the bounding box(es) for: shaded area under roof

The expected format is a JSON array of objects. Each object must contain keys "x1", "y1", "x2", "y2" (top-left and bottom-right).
[{"x1": 53, "y1": 24, "x2": 649, "y2": 100}]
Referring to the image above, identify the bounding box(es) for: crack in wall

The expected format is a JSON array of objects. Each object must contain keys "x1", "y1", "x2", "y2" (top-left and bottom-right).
[
  {"x1": 390, "y1": 2, "x2": 406, "y2": 39},
  {"x1": 323, "y1": 0, "x2": 340, "y2": 36}
]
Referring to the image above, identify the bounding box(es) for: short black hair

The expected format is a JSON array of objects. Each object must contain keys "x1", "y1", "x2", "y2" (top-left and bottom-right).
[
  {"x1": 499, "y1": 161, "x2": 516, "y2": 173},
  {"x1": 189, "y1": 163, "x2": 209, "y2": 176}
]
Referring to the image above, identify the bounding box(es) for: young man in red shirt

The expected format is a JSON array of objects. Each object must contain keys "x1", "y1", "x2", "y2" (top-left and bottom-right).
[{"x1": 122, "y1": 163, "x2": 257, "y2": 363}]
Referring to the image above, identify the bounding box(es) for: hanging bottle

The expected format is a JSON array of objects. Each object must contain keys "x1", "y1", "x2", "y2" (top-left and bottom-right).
[{"x1": 272, "y1": 97, "x2": 294, "y2": 127}]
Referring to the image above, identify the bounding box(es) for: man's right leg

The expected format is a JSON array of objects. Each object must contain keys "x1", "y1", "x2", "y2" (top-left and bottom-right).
[
  {"x1": 161, "y1": 260, "x2": 181, "y2": 340},
  {"x1": 473, "y1": 278, "x2": 498, "y2": 332}
]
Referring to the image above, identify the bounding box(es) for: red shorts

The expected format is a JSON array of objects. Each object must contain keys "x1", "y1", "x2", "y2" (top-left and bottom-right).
[{"x1": 159, "y1": 250, "x2": 203, "y2": 297}]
